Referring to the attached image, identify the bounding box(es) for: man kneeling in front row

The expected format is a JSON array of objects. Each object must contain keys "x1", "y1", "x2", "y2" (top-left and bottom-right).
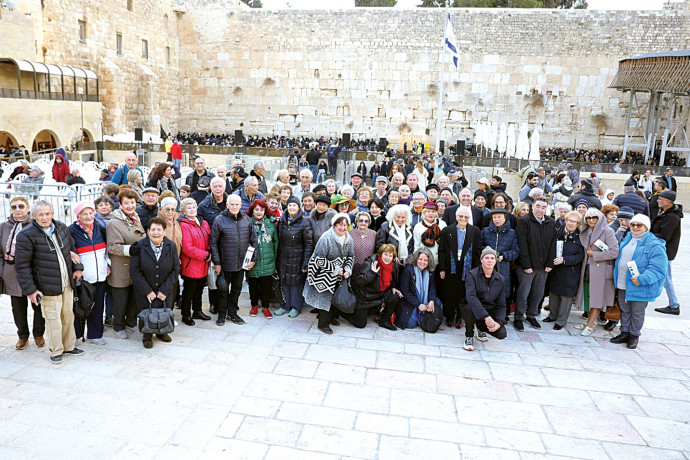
[{"x1": 462, "y1": 247, "x2": 507, "y2": 351}]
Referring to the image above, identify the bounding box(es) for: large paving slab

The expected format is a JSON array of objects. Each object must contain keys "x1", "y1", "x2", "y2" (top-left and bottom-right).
[{"x1": 0, "y1": 219, "x2": 689, "y2": 458}]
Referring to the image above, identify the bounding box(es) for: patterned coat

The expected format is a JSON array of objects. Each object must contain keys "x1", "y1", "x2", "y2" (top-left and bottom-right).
[{"x1": 303, "y1": 227, "x2": 354, "y2": 311}]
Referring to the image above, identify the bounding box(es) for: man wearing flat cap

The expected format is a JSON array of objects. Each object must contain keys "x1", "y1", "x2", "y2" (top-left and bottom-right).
[{"x1": 651, "y1": 191, "x2": 682, "y2": 315}]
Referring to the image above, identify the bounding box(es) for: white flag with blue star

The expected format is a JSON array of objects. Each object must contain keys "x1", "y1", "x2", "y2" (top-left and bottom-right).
[{"x1": 445, "y1": 13, "x2": 459, "y2": 68}]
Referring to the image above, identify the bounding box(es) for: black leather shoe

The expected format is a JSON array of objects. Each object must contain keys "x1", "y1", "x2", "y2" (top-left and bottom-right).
[
  {"x1": 331, "y1": 318, "x2": 340, "y2": 327},
  {"x1": 379, "y1": 321, "x2": 397, "y2": 331},
  {"x1": 581, "y1": 311, "x2": 589, "y2": 319},
  {"x1": 318, "y1": 326, "x2": 333, "y2": 335},
  {"x1": 542, "y1": 317, "x2": 555, "y2": 323},
  {"x1": 604, "y1": 320, "x2": 617, "y2": 331},
  {"x1": 228, "y1": 314, "x2": 246, "y2": 325},
  {"x1": 553, "y1": 324, "x2": 563, "y2": 331},
  {"x1": 182, "y1": 317, "x2": 195, "y2": 326},
  {"x1": 610, "y1": 332, "x2": 629, "y2": 344},
  {"x1": 627, "y1": 335, "x2": 639, "y2": 349},
  {"x1": 513, "y1": 319, "x2": 524, "y2": 332},
  {"x1": 216, "y1": 319, "x2": 225, "y2": 326},
  {"x1": 654, "y1": 306, "x2": 680, "y2": 315},
  {"x1": 192, "y1": 311, "x2": 211, "y2": 321},
  {"x1": 525, "y1": 317, "x2": 541, "y2": 329},
  {"x1": 209, "y1": 305, "x2": 217, "y2": 314}
]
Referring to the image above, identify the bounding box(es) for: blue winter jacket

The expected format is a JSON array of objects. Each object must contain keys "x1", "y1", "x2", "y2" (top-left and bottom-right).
[
  {"x1": 613, "y1": 232, "x2": 667, "y2": 302},
  {"x1": 481, "y1": 221, "x2": 519, "y2": 299},
  {"x1": 612, "y1": 192, "x2": 650, "y2": 217}
]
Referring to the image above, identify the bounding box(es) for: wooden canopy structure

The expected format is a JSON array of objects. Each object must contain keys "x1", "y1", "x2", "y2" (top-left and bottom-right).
[{"x1": 609, "y1": 51, "x2": 690, "y2": 165}]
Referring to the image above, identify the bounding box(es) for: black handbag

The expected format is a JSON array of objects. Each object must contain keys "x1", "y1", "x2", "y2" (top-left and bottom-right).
[
  {"x1": 419, "y1": 304, "x2": 444, "y2": 333},
  {"x1": 271, "y1": 273, "x2": 286, "y2": 305},
  {"x1": 138, "y1": 298, "x2": 175, "y2": 334},
  {"x1": 73, "y1": 279, "x2": 96, "y2": 319},
  {"x1": 332, "y1": 279, "x2": 357, "y2": 314}
]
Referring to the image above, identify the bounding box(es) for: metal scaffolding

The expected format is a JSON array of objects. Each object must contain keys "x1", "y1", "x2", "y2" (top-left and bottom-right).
[{"x1": 610, "y1": 51, "x2": 690, "y2": 165}]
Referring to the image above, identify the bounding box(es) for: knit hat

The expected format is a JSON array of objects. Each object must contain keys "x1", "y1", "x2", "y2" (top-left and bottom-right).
[
  {"x1": 314, "y1": 195, "x2": 331, "y2": 206},
  {"x1": 617, "y1": 206, "x2": 634, "y2": 220},
  {"x1": 286, "y1": 196, "x2": 301, "y2": 208},
  {"x1": 474, "y1": 190, "x2": 487, "y2": 200},
  {"x1": 425, "y1": 183, "x2": 439, "y2": 192},
  {"x1": 658, "y1": 190, "x2": 676, "y2": 202},
  {"x1": 73, "y1": 200, "x2": 95, "y2": 217},
  {"x1": 580, "y1": 179, "x2": 593, "y2": 190},
  {"x1": 29, "y1": 166, "x2": 41, "y2": 173},
  {"x1": 480, "y1": 247, "x2": 498, "y2": 260},
  {"x1": 160, "y1": 197, "x2": 178, "y2": 209},
  {"x1": 422, "y1": 201, "x2": 438, "y2": 211},
  {"x1": 331, "y1": 212, "x2": 351, "y2": 227},
  {"x1": 312, "y1": 184, "x2": 327, "y2": 194},
  {"x1": 575, "y1": 199, "x2": 590, "y2": 209},
  {"x1": 630, "y1": 214, "x2": 651, "y2": 230}
]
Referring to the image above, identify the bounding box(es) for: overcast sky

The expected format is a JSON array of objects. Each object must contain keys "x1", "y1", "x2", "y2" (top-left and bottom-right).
[{"x1": 261, "y1": 0, "x2": 671, "y2": 10}]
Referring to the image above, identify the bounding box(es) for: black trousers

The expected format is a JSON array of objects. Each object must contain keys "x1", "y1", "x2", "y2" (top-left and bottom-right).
[
  {"x1": 317, "y1": 309, "x2": 333, "y2": 328},
  {"x1": 443, "y1": 273, "x2": 466, "y2": 323},
  {"x1": 11, "y1": 295, "x2": 45, "y2": 339},
  {"x1": 378, "y1": 290, "x2": 399, "y2": 324},
  {"x1": 248, "y1": 275, "x2": 273, "y2": 308},
  {"x1": 340, "y1": 308, "x2": 369, "y2": 329},
  {"x1": 181, "y1": 276, "x2": 206, "y2": 318},
  {"x1": 111, "y1": 285, "x2": 137, "y2": 331},
  {"x1": 74, "y1": 281, "x2": 106, "y2": 340},
  {"x1": 461, "y1": 303, "x2": 507, "y2": 340},
  {"x1": 218, "y1": 270, "x2": 244, "y2": 317}
]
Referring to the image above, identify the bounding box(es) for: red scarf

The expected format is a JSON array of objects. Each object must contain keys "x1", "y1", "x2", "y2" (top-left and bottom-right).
[{"x1": 378, "y1": 255, "x2": 394, "y2": 291}]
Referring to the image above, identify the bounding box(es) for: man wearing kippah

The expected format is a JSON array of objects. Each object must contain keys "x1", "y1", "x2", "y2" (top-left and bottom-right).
[{"x1": 651, "y1": 191, "x2": 682, "y2": 315}]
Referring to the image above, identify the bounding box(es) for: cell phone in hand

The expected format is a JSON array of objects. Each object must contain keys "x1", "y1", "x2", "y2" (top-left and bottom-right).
[{"x1": 36, "y1": 294, "x2": 43, "y2": 304}]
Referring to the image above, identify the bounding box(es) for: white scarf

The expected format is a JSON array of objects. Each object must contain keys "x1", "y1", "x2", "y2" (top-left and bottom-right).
[{"x1": 392, "y1": 222, "x2": 408, "y2": 260}]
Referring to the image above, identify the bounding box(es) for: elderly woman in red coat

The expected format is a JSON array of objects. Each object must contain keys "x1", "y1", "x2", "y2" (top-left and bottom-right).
[{"x1": 179, "y1": 197, "x2": 212, "y2": 326}]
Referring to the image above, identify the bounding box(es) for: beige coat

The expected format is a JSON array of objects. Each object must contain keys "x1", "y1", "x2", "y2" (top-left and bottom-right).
[
  {"x1": 574, "y1": 210, "x2": 619, "y2": 309},
  {"x1": 107, "y1": 209, "x2": 146, "y2": 288},
  {"x1": 158, "y1": 210, "x2": 182, "y2": 258}
]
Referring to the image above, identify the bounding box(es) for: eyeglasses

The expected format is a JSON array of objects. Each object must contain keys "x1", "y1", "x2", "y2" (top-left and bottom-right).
[
  {"x1": 358, "y1": 219, "x2": 370, "y2": 223},
  {"x1": 629, "y1": 223, "x2": 645, "y2": 229},
  {"x1": 585, "y1": 216, "x2": 599, "y2": 220},
  {"x1": 11, "y1": 204, "x2": 26, "y2": 210},
  {"x1": 566, "y1": 219, "x2": 580, "y2": 224},
  {"x1": 457, "y1": 216, "x2": 470, "y2": 220}
]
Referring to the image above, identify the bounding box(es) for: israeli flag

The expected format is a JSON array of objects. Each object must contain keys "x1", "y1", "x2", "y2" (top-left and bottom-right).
[{"x1": 445, "y1": 13, "x2": 459, "y2": 68}]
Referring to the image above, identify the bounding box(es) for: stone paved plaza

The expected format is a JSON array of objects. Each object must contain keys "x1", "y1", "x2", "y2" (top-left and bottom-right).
[{"x1": 0, "y1": 220, "x2": 688, "y2": 459}]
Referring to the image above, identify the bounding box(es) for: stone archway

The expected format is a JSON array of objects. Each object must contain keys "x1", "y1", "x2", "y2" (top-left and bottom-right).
[
  {"x1": 70, "y1": 128, "x2": 93, "y2": 145},
  {"x1": 32, "y1": 129, "x2": 60, "y2": 152},
  {"x1": 0, "y1": 131, "x2": 19, "y2": 152}
]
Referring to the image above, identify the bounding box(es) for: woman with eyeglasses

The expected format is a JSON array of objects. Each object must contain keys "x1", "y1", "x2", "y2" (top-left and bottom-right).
[
  {"x1": 350, "y1": 212, "x2": 377, "y2": 276},
  {"x1": 543, "y1": 211, "x2": 585, "y2": 330},
  {"x1": 0, "y1": 197, "x2": 45, "y2": 350},
  {"x1": 158, "y1": 196, "x2": 183, "y2": 308},
  {"x1": 611, "y1": 214, "x2": 668, "y2": 349},
  {"x1": 574, "y1": 208, "x2": 619, "y2": 337},
  {"x1": 179, "y1": 197, "x2": 212, "y2": 326},
  {"x1": 149, "y1": 162, "x2": 180, "y2": 201}
]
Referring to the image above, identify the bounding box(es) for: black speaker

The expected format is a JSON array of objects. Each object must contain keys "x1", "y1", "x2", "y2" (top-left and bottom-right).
[
  {"x1": 235, "y1": 130, "x2": 243, "y2": 142},
  {"x1": 439, "y1": 140, "x2": 445, "y2": 153},
  {"x1": 457, "y1": 140, "x2": 466, "y2": 155},
  {"x1": 134, "y1": 128, "x2": 143, "y2": 142},
  {"x1": 342, "y1": 133, "x2": 351, "y2": 148},
  {"x1": 378, "y1": 138, "x2": 387, "y2": 152}
]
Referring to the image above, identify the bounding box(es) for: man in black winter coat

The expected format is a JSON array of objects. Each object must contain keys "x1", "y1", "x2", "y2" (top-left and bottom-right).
[
  {"x1": 136, "y1": 187, "x2": 160, "y2": 230},
  {"x1": 462, "y1": 248, "x2": 507, "y2": 351},
  {"x1": 652, "y1": 191, "x2": 683, "y2": 316},
  {"x1": 613, "y1": 181, "x2": 650, "y2": 217},
  {"x1": 211, "y1": 194, "x2": 258, "y2": 326},
  {"x1": 514, "y1": 197, "x2": 556, "y2": 332},
  {"x1": 15, "y1": 201, "x2": 85, "y2": 364},
  {"x1": 567, "y1": 179, "x2": 602, "y2": 210}
]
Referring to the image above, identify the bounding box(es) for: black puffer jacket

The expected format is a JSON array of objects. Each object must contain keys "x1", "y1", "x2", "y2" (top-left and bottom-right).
[
  {"x1": 278, "y1": 211, "x2": 314, "y2": 286},
  {"x1": 136, "y1": 203, "x2": 159, "y2": 230},
  {"x1": 651, "y1": 204, "x2": 683, "y2": 261},
  {"x1": 352, "y1": 254, "x2": 399, "y2": 310},
  {"x1": 546, "y1": 228, "x2": 585, "y2": 297},
  {"x1": 210, "y1": 209, "x2": 258, "y2": 272},
  {"x1": 15, "y1": 220, "x2": 84, "y2": 296}
]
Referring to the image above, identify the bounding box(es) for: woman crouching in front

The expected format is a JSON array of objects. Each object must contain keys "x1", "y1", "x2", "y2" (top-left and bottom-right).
[
  {"x1": 394, "y1": 247, "x2": 442, "y2": 331},
  {"x1": 130, "y1": 217, "x2": 180, "y2": 348}
]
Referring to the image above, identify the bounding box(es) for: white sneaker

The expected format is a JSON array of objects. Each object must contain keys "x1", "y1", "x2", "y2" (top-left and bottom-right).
[
  {"x1": 86, "y1": 338, "x2": 106, "y2": 345},
  {"x1": 476, "y1": 331, "x2": 488, "y2": 342},
  {"x1": 463, "y1": 337, "x2": 475, "y2": 351},
  {"x1": 114, "y1": 330, "x2": 128, "y2": 339}
]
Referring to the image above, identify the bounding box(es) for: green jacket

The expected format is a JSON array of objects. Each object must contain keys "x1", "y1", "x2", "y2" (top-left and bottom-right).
[{"x1": 248, "y1": 216, "x2": 278, "y2": 278}]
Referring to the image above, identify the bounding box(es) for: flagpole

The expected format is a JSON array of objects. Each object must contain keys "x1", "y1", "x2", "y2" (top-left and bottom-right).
[{"x1": 435, "y1": 4, "x2": 448, "y2": 155}]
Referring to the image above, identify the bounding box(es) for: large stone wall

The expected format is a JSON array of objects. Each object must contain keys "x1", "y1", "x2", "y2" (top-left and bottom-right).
[{"x1": 177, "y1": 3, "x2": 690, "y2": 149}]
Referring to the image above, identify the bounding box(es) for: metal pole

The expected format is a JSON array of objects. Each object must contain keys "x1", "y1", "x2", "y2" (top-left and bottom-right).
[
  {"x1": 643, "y1": 92, "x2": 656, "y2": 164},
  {"x1": 621, "y1": 91, "x2": 633, "y2": 162},
  {"x1": 650, "y1": 93, "x2": 663, "y2": 164},
  {"x1": 659, "y1": 95, "x2": 674, "y2": 167},
  {"x1": 435, "y1": 4, "x2": 448, "y2": 155}
]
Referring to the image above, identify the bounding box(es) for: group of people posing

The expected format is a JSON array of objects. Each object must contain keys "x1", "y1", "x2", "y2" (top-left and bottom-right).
[{"x1": 1, "y1": 152, "x2": 682, "y2": 363}]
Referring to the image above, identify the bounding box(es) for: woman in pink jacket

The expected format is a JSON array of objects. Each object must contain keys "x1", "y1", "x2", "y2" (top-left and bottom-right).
[{"x1": 179, "y1": 197, "x2": 212, "y2": 326}]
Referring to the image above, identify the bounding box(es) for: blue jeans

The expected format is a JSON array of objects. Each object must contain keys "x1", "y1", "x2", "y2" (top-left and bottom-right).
[
  {"x1": 282, "y1": 283, "x2": 304, "y2": 311},
  {"x1": 406, "y1": 307, "x2": 421, "y2": 329},
  {"x1": 105, "y1": 284, "x2": 113, "y2": 318},
  {"x1": 316, "y1": 172, "x2": 326, "y2": 183},
  {"x1": 664, "y1": 260, "x2": 679, "y2": 308},
  {"x1": 172, "y1": 158, "x2": 181, "y2": 169},
  {"x1": 309, "y1": 164, "x2": 318, "y2": 180}
]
